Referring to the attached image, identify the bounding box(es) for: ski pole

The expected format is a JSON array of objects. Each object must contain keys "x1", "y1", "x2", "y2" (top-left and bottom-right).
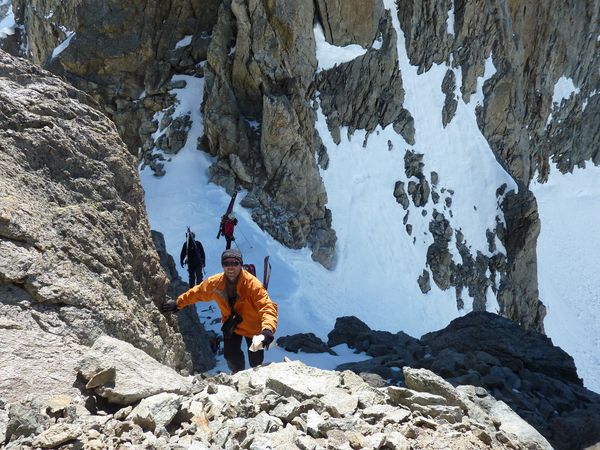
[{"x1": 237, "y1": 226, "x2": 253, "y2": 249}]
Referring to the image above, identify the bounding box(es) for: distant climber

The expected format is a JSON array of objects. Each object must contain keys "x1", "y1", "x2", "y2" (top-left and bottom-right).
[
  {"x1": 180, "y1": 229, "x2": 205, "y2": 288},
  {"x1": 219, "y1": 212, "x2": 238, "y2": 249},
  {"x1": 161, "y1": 248, "x2": 277, "y2": 374},
  {"x1": 216, "y1": 190, "x2": 239, "y2": 250}
]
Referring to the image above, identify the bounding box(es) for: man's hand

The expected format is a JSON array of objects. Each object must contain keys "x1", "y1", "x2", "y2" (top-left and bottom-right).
[
  {"x1": 161, "y1": 299, "x2": 178, "y2": 312},
  {"x1": 261, "y1": 329, "x2": 274, "y2": 349}
]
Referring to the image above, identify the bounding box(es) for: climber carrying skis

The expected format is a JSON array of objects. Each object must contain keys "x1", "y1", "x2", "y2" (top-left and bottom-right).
[
  {"x1": 180, "y1": 228, "x2": 206, "y2": 288},
  {"x1": 217, "y1": 190, "x2": 239, "y2": 250}
]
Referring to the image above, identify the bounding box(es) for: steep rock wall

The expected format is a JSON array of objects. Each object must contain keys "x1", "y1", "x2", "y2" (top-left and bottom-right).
[
  {"x1": 203, "y1": 0, "x2": 336, "y2": 267},
  {"x1": 11, "y1": 0, "x2": 219, "y2": 152},
  {"x1": 0, "y1": 51, "x2": 206, "y2": 402}
]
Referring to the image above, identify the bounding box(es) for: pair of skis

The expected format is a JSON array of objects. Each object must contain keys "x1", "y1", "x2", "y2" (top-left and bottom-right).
[
  {"x1": 216, "y1": 189, "x2": 239, "y2": 239},
  {"x1": 215, "y1": 189, "x2": 272, "y2": 290},
  {"x1": 263, "y1": 255, "x2": 271, "y2": 290}
]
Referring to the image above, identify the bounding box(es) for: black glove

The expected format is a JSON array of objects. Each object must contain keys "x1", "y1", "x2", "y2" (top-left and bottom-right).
[
  {"x1": 161, "y1": 299, "x2": 178, "y2": 312},
  {"x1": 261, "y1": 329, "x2": 274, "y2": 349}
]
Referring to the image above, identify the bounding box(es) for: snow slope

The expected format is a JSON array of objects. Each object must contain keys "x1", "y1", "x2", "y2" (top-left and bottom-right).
[{"x1": 531, "y1": 165, "x2": 600, "y2": 392}]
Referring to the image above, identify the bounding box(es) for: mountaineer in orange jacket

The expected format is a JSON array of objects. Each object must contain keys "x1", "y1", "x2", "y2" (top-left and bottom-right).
[{"x1": 161, "y1": 249, "x2": 277, "y2": 373}]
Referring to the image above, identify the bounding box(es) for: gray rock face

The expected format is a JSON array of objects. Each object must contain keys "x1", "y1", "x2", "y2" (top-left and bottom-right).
[
  {"x1": 76, "y1": 336, "x2": 193, "y2": 406},
  {"x1": 203, "y1": 0, "x2": 336, "y2": 268},
  {"x1": 151, "y1": 230, "x2": 215, "y2": 373},
  {"x1": 315, "y1": 0, "x2": 383, "y2": 48},
  {"x1": 316, "y1": 11, "x2": 414, "y2": 145},
  {"x1": 6, "y1": 0, "x2": 597, "y2": 334},
  {"x1": 394, "y1": 0, "x2": 599, "y2": 331},
  {"x1": 12, "y1": 0, "x2": 220, "y2": 153},
  {"x1": 0, "y1": 51, "x2": 195, "y2": 404},
  {"x1": 329, "y1": 312, "x2": 600, "y2": 450}
]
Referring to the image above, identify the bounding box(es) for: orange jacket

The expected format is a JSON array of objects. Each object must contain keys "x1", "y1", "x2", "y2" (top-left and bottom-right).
[{"x1": 176, "y1": 269, "x2": 278, "y2": 337}]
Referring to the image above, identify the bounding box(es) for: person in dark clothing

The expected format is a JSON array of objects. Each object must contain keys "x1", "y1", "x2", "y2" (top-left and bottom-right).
[
  {"x1": 180, "y1": 231, "x2": 206, "y2": 288},
  {"x1": 219, "y1": 213, "x2": 238, "y2": 250}
]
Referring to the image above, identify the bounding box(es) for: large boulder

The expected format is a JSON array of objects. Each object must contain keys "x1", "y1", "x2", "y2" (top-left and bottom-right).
[
  {"x1": 0, "y1": 50, "x2": 203, "y2": 404},
  {"x1": 76, "y1": 336, "x2": 193, "y2": 406}
]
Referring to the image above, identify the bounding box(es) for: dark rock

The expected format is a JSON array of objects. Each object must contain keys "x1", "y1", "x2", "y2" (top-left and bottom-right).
[
  {"x1": 421, "y1": 312, "x2": 580, "y2": 386},
  {"x1": 277, "y1": 333, "x2": 337, "y2": 355},
  {"x1": 327, "y1": 316, "x2": 372, "y2": 348},
  {"x1": 417, "y1": 270, "x2": 431, "y2": 293},
  {"x1": 441, "y1": 69, "x2": 458, "y2": 127},
  {"x1": 336, "y1": 357, "x2": 400, "y2": 385},
  {"x1": 498, "y1": 190, "x2": 545, "y2": 332}
]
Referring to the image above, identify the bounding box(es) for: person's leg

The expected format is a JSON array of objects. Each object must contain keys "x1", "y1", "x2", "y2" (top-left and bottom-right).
[
  {"x1": 187, "y1": 268, "x2": 194, "y2": 288},
  {"x1": 245, "y1": 336, "x2": 265, "y2": 367},
  {"x1": 225, "y1": 238, "x2": 232, "y2": 250},
  {"x1": 223, "y1": 333, "x2": 245, "y2": 373},
  {"x1": 194, "y1": 266, "x2": 203, "y2": 283}
]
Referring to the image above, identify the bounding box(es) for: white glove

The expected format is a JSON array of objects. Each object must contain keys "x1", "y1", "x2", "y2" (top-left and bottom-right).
[{"x1": 249, "y1": 334, "x2": 265, "y2": 352}]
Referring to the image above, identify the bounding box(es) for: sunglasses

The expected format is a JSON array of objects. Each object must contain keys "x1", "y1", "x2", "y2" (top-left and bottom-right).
[{"x1": 222, "y1": 261, "x2": 241, "y2": 267}]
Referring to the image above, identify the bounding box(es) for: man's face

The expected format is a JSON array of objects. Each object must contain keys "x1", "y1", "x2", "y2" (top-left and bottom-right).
[{"x1": 222, "y1": 258, "x2": 242, "y2": 281}]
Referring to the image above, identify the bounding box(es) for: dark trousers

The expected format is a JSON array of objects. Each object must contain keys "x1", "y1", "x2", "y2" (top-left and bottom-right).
[
  {"x1": 225, "y1": 237, "x2": 233, "y2": 250},
  {"x1": 188, "y1": 266, "x2": 203, "y2": 288},
  {"x1": 223, "y1": 332, "x2": 264, "y2": 373}
]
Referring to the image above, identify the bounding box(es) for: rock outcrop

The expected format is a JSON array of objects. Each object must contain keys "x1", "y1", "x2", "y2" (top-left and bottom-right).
[
  {"x1": 203, "y1": 0, "x2": 336, "y2": 268},
  {"x1": 11, "y1": 0, "x2": 220, "y2": 152},
  {"x1": 6, "y1": 0, "x2": 598, "y2": 331},
  {"x1": 0, "y1": 50, "x2": 208, "y2": 403},
  {"x1": 151, "y1": 230, "x2": 215, "y2": 373},
  {"x1": 315, "y1": 0, "x2": 383, "y2": 48},
  {"x1": 0, "y1": 344, "x2": 556, "y2": 450},
  {"x1": 394, "y1": 0, "x2": 599, "y2": 328},
  {"x1": 324, "y1": 312, "x2": 600, "y2": 450}
]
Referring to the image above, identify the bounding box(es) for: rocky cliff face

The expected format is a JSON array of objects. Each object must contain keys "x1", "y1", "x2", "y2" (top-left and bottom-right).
[
  {"x1": 0, "y1": 50, "x2": 210, "y2": 403},
  {"x1": 395, "y1": 0, "x2": 599, "y2": 330},
  {"x1": 4, "y1": 0, "x2": 598, "y2": 333},
  {"x1": 11, "y1": 0, "x2": 219, "y2": 151},
  {"x1": 203, "y1": 0, "x2": 336, "y2": 267}
]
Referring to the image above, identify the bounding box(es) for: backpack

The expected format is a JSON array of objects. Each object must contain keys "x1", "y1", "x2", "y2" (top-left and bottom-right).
[{"x1": 242, "y1": 264, "x2": 256, "y2": 277}]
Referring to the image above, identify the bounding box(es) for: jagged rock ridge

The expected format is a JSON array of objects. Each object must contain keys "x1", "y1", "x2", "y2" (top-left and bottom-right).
[{"x1": 319, "y1": 312, "x2": 600, "y2": 450}]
